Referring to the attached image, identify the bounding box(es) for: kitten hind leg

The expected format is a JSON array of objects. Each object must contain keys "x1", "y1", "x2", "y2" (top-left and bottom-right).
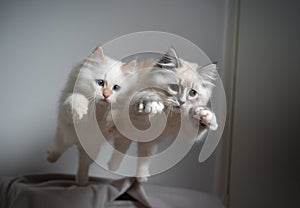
[
  {"x1": 47, "y1": 127, "x2": 72, "y2": 163},
  {"x1": 136, "y1": 142, "x2": 158, "y2": 182},
  {"x1": 107, "y1": 136, "x2": 131, "y2": 171}
]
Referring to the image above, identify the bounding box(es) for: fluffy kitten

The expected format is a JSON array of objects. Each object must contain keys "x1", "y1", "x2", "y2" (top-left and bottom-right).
[
  {"x1": 107, "y1": 48, "x2": 218, "y2": 182},
  {"x1": 47, "y1": 46, "x2": 136, "y2": 185}
]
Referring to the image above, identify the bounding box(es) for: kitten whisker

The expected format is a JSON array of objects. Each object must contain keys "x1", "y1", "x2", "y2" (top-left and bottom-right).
[
  {"x1": 165, "y1": 104, "x2": 174, "y2": 117},
  {"x1": 86, "y1": 93, "x2": 97, "y2": 102}
]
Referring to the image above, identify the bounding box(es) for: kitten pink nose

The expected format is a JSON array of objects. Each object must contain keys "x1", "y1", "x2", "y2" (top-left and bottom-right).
[{"x1": 103, "y1": 88, "x2": 112, "y2": 99}]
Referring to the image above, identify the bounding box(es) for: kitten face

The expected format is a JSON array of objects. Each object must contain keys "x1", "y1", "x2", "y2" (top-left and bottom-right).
[
  {"x1": 152, "y1": 48, "x2": 216, "y2": 111},
  {"x1": 166, "y1": 62, "x2": 214, "y2": 109},
  {"x1": 75, "y1": 47, "x2": 136, "y2": 104},
  {"x1": 92, "y1": 59, "x2": 127, "y2": 103}
]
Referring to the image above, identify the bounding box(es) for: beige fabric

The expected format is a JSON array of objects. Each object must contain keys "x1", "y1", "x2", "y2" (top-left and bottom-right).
[{"x1": 0, "y1": 174, "x2": 223, "y2": 208}]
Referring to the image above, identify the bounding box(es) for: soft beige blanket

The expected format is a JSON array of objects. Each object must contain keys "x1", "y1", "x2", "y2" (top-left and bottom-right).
[{"x1": 0, "y1": 174, "x2": 223, "y2": 208}]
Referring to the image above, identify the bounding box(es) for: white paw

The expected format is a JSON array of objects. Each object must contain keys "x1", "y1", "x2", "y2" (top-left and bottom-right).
[
  {"x1": 193, "y1": 107, "x2": 218, "y2": 130},
  {"x1": 73, "y1": 102, "x2": 88, "y2": 120},
  {"x1": 135, "y1": 91, "x2": 164, "y2": 114},
  {"x1": 136, "y1": 164, "x2": 150, "y2": 183},
  {"x1": 47, "y1": 150, "x2": 61, "y2": 163},
  {"x1": 138, "y1": 101, "x2": 164, "y2": 114},
  {"x1": 137, "y1": 177, "x2": 148, "y2": 183},
  {"x1": 66, "y1": 94, "x2": 89, "y2": 119},
  {"x1": 107, "y1": 160, "x2": 120, "y2": 172}
]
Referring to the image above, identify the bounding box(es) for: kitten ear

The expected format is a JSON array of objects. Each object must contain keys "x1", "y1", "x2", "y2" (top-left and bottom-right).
[
  {"x1": 197, "y1": 63, "x2": 217, "y2": 86},
  {"x1": 121, "y1": 59, "x2": 137, "y2": 75},
  {"x1": 88, "y1": 46, "x2": 106, "y2": 64},
  {"x1": 154, "y1": 47, "x2": 181, "y2": 70}
]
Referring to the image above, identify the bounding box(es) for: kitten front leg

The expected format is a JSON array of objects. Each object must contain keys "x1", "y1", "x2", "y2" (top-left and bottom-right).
[
  {"x1": 134, "y1": 90, "x2": 164, "y2": 115},
  {"x1": 76, "y1": 147, "x2": 93, "y2": 186},
  {"x1": 192, "y1": 107, "x2": 218, "y2": 131},
  {"x1": 107, "y1": 136, "x2": 132, "y2": 171},
  {"x1": 64, "y1": 93, "x2": 89, "y2": 120},
  {"x1": 136, "y1": 141, "x2": 158, "y2": 182}
]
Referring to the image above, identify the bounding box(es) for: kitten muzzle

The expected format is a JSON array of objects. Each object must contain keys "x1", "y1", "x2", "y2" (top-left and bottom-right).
[{"x1": 103, "y1": 88, "x2": 112, "y2": 99}]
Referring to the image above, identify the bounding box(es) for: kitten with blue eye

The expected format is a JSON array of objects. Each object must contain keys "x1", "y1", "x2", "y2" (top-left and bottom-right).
[
  {"x1": 151, "y1": 48, "x2": 218, "y2": 130},
  {"x1": 136, "y1": 49, "x2": 218, "y2": 182},
  {"x1": 47, "y1": 46, "x2": 136, "y2": 185},
  {"x1": 107, "y1": 48, "x2": 218, "y2": 182}
]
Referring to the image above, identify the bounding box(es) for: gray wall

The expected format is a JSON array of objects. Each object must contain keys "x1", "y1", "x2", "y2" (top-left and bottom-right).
[
  {"x1": 229, "y1": 0, "x2": 300, "y2": 207},
  {"x1": 0, "y1": 0, "x2": 227, "y2": 193}
]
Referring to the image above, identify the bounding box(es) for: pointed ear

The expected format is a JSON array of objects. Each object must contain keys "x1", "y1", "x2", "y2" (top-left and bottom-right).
[
  {"x1": 197, "y1": 63, "x2": 217, "y2": 86},
  {"x1": 88, "y1": 46, "x2": 106, "y2": 64},
  {"x1": 154, "y1": 47, "x2": 181, "y2": 70},
  {"x1": 121, "y1": 58, "x2": 137, "y2": 74}
]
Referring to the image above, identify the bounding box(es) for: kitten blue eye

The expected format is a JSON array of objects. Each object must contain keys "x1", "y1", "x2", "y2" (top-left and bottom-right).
[
  {"x1": 169, "y1": 84, "x2": 179, "y2": 92},
  {"x1": 112, "y1": 85, "x2": 120, "y2": 91},
  {"x1": 96, "y1": 79, "x2": 104, "y2": 86},
  {"x1": 189, "y1": 89, "x2": 197, "y2": 97}
]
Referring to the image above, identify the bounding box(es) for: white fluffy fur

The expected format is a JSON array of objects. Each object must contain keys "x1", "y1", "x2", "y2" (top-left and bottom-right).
[
  {"x1": 107, "y1": 50, "x2": 218, "y2": 182},
  {"x1": 47, "y1": 46, "x2": 136, "y2": 185},
  {"x1": 48, "y1": 46, "x2": 218, "y2": 184}
]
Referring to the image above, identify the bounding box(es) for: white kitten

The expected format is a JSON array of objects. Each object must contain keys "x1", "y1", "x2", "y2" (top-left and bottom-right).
[
  {"x1": 47, "y1": 46, "x2": 136, "y2": 185},
  {"x1": 135, "y1": 49, "x2": 218, "y2": 181},
  {"x1": 107, "y1": 48, "x2": 218, "y2": 182}
]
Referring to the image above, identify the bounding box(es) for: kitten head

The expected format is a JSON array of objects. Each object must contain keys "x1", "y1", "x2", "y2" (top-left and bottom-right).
[
  {"x1": 152, "y1": 48, "x2": 217, "y2": 110},
  {"x1": 75, "y1": 46, "x2": 136, "y2": 104}
]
